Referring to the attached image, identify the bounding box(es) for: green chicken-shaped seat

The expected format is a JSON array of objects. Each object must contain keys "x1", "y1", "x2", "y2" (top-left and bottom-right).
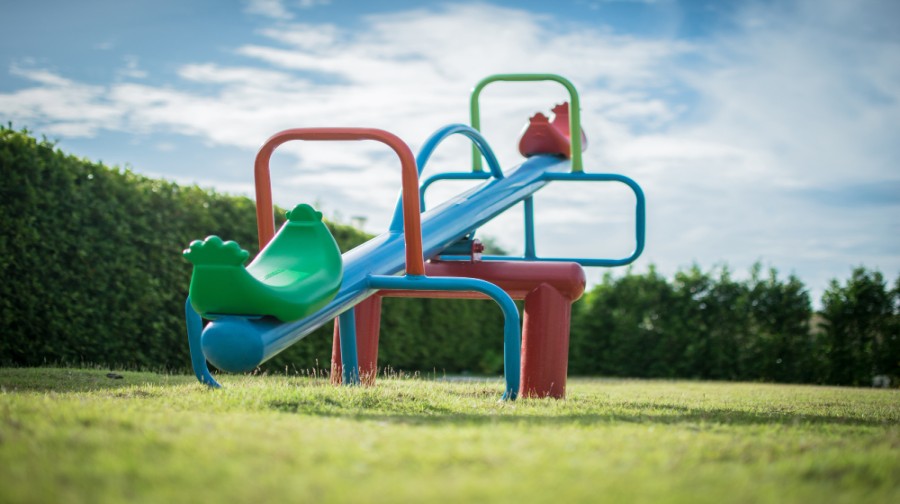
[{"x1": 184, "y1": 203, "x2": 343, "y2": 321}]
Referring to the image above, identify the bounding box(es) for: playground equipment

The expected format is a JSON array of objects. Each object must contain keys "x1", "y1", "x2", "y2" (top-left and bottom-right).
[{"x1": 184, "y1": 74, "x2": 645, "y2": 400}]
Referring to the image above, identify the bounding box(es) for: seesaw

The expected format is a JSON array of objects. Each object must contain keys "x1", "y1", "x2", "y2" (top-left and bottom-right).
[{"x1": 184, "y1": 74, "x2": 645, "y2": 400}]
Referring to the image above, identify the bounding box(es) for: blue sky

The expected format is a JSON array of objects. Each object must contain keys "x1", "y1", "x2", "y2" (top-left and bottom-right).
[{"x1": 2, "y1": 0, "x2": 898, "y2": 304}]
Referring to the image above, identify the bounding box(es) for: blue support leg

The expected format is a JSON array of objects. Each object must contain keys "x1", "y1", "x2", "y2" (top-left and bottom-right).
[
  {"x1": 338, "y1": 308, "x2": 361, "y2": 386},
  {"x1": 185, "y1": 297, "x2": 221, "y2": 388},
  {"x1": 523, "y1": 196, "x2": 536, "y2": 260},
  {"x1": 366, "y1": 275, "x2": 520, "y2": 400}
]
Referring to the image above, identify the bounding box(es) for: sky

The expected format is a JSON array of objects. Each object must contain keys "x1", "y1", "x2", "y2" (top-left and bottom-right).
[{"x1": 1, "y1": 0, "x2": 898, "y2": 305}]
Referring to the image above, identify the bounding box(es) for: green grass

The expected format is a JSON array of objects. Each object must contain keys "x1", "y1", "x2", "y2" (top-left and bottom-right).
[{"x1": 1, "y1": 368, "x2": 898, "y2": 504}]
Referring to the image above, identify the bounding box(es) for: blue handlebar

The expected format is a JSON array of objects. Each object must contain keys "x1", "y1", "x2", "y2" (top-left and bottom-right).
[{"x1": 389, "y1": 125, "x2": 502, "y2": 233}]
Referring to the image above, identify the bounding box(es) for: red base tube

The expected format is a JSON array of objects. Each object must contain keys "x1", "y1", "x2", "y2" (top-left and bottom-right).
[{"x1": 331, "y1": 260, "x2": 585, "y2": 398}]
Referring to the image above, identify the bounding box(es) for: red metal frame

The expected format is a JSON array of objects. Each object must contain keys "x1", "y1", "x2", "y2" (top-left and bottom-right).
[
  {"x1": 252, "y1": 129, "x2": 586, "y2": 398},
  {"x1": 332, "y1": 260, "x2": 585, "y2": 398},
  {"x1": 253, "y1": 127, "x2": 425, "y2": 275}
]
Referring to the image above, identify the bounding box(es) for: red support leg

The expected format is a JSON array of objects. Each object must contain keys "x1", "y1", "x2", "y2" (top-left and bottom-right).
[
  {"x1": 331, "y1": 296, "x2": 383, "y2": 385},
  {"x1": 520, "y1": 283, "x2": 572, "y2": 399},
  {"x1": 331, "y1": 261, "x2": 583, "y2": 399}
]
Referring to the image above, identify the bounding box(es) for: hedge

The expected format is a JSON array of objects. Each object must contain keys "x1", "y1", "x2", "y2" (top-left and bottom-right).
[
  {"x1": 0, "y1": 127, "x2": 512, "y2": 375},
  {"x1": 570, "y1": 265, "x2": 899, "y2": 386},
  {"x1": 0, "y1": 127, "x2": 340, "y2": 371}
]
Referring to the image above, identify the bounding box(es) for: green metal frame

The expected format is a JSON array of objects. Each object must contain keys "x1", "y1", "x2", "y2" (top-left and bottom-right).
[{"x1": 470, "y1": 73, "x2": 583, "y2": 172}]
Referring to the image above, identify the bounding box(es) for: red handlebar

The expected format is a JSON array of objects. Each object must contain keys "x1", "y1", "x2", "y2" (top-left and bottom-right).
[{"x1": 253, "y1": 128, "x2": 425, "y2": 276}]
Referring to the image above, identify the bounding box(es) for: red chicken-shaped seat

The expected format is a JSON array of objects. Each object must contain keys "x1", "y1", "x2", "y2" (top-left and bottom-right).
[{"x1": 518, "y1": 102, "x2": 588, "y2": 159}]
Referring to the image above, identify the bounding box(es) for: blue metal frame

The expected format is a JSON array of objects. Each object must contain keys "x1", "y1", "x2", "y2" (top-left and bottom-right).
[
  {"x1": 525, "y1": 171, "x2": 645, "y2": 266},
  {"x1": 185, "y1": 297, "x2": 221, "y2": 388},
  {"x1": 190, "y1": 154, "x2": 633, "y2": 380},
  {"x1": 337, "y1": 308, "x2": 360, "y2": 385},
  {"x1": 435, "y1": 171, "x2": 646, "y2": 267},
  {"x1": 366, "y1": 274, "x2": 521, "y2": 400},
  {"x1": 334, "y1": 273, "x2": 522, "y2": 400},
  {"x1": 390, "y1": 124, "x2": 503, "y2": 232},
  {"x1": 187, "y1": 146, "x2": 644, "y2": 401},
  {"x1": 420, "y1": 171, "x2": 491, "y2": 211},
  {"x1": 524, "y1": 196, "x2": 536, "y2": 259}
]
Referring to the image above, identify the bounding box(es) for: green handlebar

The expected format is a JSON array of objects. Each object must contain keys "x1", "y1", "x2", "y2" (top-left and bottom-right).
[{"x1": 469, "y1": 73, "x2": 583, "y2": 173}]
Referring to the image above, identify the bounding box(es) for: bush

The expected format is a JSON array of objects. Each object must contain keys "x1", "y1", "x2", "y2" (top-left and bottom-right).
[
  {"x1": 571, "y1": 264, "x2": 817, "y2": 383},
  {"x1": 820, "y1": 267, "x2": 900, "y2": 386},
  {"x1": 0, "y1": 127, "x2": 511, "y2": 376},
  {"x1": 0, "y1": 127, "x2": 366, "y2": 371}
]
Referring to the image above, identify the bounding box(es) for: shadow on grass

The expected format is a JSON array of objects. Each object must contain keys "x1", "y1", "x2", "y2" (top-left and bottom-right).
[
  {"x1": 4, "y1": 368, "x2": 894, "y2": 428},
  {"x1": 267, "y1": 395, "x2": 895, "y2": 428},
  {"x1": 0, "y1": 367, "x2": 194, "y2": 393}
]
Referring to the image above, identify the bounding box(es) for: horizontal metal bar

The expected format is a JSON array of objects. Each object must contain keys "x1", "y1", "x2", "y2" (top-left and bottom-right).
[
  {"x1": 390, "y1": 124, "x2": 502, "y2": 233},
  {"x1": 367, "y1": 274, "x2": 521, "y2": 400}
]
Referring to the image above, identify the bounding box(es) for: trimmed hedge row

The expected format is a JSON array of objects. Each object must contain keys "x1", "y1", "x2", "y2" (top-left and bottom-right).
[
  {"x1": 0, "y1": 127, "x2": 509, "y2": 374},
  {"x1": 1, "y1": 128, "x2": 319, "y2": 370},
  {"x1": 570, "y1": 265, "x2": 898, "y2": 386}
]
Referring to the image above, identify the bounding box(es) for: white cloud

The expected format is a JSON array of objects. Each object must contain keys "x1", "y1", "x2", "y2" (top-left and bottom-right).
[
  {"x1": 244, "y1": 0, "x2": 294, "y2": 20},
  {"x1": 244, "y1": 0, "x2": 330, "y2": 20},
  {"x1": 2, "y1": 65, "x2": 122, "y2": 137},
  {"x1": 9, "y1": 64, "x2": 73, "y2": 87},
  {"x1": 1, "y1": 0, "x2": 897, "y2": 300},
  {"x1": 549, "y1": 0, "x2": 900, "y2": 300},
  {"x1": 298, "y1": 0, "x2": 331, "y2": 9},
  {"x1": 94, "y1": 40, "x2": 116, "y2": 51},
  {"x1": 117, "y1": 56, "x2": 147, "y2": 80},
  {"x1": 258, "y1": 24, "x2": 340, "y2": 50}
]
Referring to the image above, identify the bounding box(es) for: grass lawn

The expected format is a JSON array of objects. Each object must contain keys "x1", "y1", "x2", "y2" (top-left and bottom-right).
[{"x1": 0, "y1": 368, "x2": 898, "y2": 503}]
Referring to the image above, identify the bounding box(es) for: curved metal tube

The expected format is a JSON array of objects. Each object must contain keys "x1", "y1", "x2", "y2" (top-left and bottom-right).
[
  {"x1": 419, "y1": 172, "x2": 490, "y2": 211},
  {"x1": 470, "y1": 73, "x2": 583, "y2": 172},
  {"x1": 439, "y1": 171, "x2": 646, "y2": 267},
  {"x1": 389, "y1": 124, "x2": 503, "y2": 233},
  {"x1": 185, "y1": 297, "x2": 221, "y2": 388},
  {"x1": 418, "y1": 124, "x2": 504, "y2": 179},
  {"x1": 193, "y1": 155, "x2": 647, "y2": 391},
  {"x1": 366, "y1": 274, "x2": 521, "y2": 400},
  {"x1": 254, "y1": 127, "x2": 425, "y2": 276},
  {"x1": 539, "y1": 172, "x2": 645, "y2": 266}
]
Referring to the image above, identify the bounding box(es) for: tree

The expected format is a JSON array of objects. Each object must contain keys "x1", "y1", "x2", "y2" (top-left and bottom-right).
[
  {"x1": 570, "y1": 266, "x2": 676, "y2": 377},
  {"x1": 744, "y1": 265, "x2": 814, "y2": 383},
  {"x1": 820, "y1": 268, "x2": 898, "y2": 386}
]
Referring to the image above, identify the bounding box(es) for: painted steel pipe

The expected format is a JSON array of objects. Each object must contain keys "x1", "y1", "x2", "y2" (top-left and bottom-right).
[
  {"x1": 520, "y1": 283, "x2": 572, "y2": 398},
  {"x1": 254, "y1": 127, "x2": 425, "y2": 276},
  {"x1": 367, "y1": 274, "x2": 521, "y2": 400},
  {"x1": 198, "y1": 155, "x2": 567, "y2": 377},
  {"x1": 471, "y1": 74, "x2": 584, "y2": 172},
  {"x1": 389, "y1": 124, "x2": 503, "y2": 233},
  {"x1": 185, "y1": 297, "x2": 220, "y2": 388},
  {"x1": 370, "y1": 260, "x2": 585, "y2": 398},
  {"x1": 331, "y1": 296, "x2": 383, "y2": 386},
  {"x1": 337, "y1": 309, "x2": 359, "y2": 385},
  {"x1": 196, "y1": 154, "x2": 644, "y2": 389},
  {"x1": 382, "y1": 261, "x2": 586, "y2": 301}
]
